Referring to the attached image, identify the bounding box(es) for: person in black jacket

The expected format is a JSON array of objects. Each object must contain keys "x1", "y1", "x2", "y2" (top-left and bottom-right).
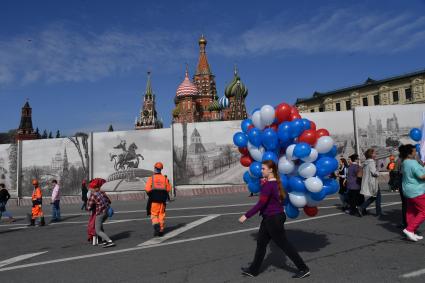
[
  {"x1": 0, "y1": 183, "x2": 15, "y2": 223},
  {"x1": 81, "y1": 179, "x2": 88, "y2": 210}
]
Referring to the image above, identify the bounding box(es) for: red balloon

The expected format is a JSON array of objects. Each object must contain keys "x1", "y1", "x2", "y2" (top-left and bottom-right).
[
  {"x1": 269, "y1": 123, "x2": 279, "y2": 131},
  {"x1": 316, "y1": 128, "x2": 330, "y2": 138},
  {"x1": 289, "y1": 113, "x2": 302, "y2": 121},
  {"x1": 290, "y1": 107, "x2": 299, "y2": 115},
  {"x1": 310, "y1": 121, "x2": 317, "y2": 131},
  {"x1": 275, "y1": 103, "x2": 292, "y2": 123},
  {"x1": 247, "y1": 125, "x2": 255, "y2": 132},
  {"x1": 240, "y1": 155, "x2": 253, "y2": 167},
  {"x1": 238, "y1": 147, "x2": 249, "y2": 155},
  {"x1": 298, "y1": 129, "x2": 317, "y2": 145},
  {"x1": 303, "y1": 206, "x2": 318, "y2": 217}
]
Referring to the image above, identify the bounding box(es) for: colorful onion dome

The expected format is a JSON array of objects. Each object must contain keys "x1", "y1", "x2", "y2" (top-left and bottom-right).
[
  {"x1": 219, "y1": 96, "x2": 230, "y2": 109},
  {"x1": 176, "y1": 67, "x2": 199, "y2": 97},
  {"x1": 224, "y1": 66, "x2": 248, "y2": 98},
  {"x1": 208, "y1": 96, "x2": 221, "y2": 111}
]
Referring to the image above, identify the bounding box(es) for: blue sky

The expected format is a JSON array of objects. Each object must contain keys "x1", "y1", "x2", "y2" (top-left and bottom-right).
[{"x1": 1, "y1": 0, "x2": 425, "y2": 135}]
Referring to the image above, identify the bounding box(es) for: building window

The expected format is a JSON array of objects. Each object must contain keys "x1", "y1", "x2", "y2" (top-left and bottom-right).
[
  {"x1": 373, "y1": 95, "x2": 380, "y2": 105},
  {"x1": 335, "y1": 102, "x2": 341, "y2": 111},
  {"x1": 362, "y1": 97, "x2": 368, "y2": 106},
  {"x1": 392, "y1": 91, "x2": 399, "y2": 102},
  {"x1": 346, "y1": 101, "x2": 351, "y2": 110},
  {"x1": 405, "y1": 88, "x2": 412, "y2": 101},
  {"x1": 310, "y1": 109, "x2": 315, "y2": 113},
  {"x1": 319, "y1": 107, "x2": 324, "y2": 112}
]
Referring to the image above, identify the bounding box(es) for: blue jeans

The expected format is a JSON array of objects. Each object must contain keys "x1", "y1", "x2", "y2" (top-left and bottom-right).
[
  {"x1": 52, "y1": 200, "x2": 61, "y2": 221},
  {"x1": 0, "y1": 209, "x2": 13, "y2": 219},
  {"x1": 360, "y1": 190, "x2": 382, "y2": 215}
]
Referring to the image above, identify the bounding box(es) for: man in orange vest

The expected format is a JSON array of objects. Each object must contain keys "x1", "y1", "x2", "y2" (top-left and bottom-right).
[
  {"x1": 145, "y1": 162, "x2": 171, "y2": 237},
  {"x1": 387, "y1": 155, "x2": 399, "y2": 192},
  {"x1": 30, "y1": 179, "x2": 45, "y2": 226}
]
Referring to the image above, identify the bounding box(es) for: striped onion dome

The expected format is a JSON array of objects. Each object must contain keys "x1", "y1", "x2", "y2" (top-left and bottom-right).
[
  {"x1": 224, "y1": 66, "x2": 248, "y2": 98},
  {"x1": 176, "y1": 67, "x2": 199, "y2": 97},
  {"x1": 208, "y1": 96, "x2": 221, "y2": 111},
  {"x1": 218, "y1": 96, "x2": 230, "y2": 109}
]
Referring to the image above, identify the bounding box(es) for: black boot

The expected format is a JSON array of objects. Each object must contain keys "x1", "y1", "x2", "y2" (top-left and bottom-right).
[
  {"x1": 153, "y1": 224, "x2": 160, "y2": 237},
  {"x1": 40, "y1": 217, "x2": 46, "y2": 226},
  {"x1": 28, "y1": 219, "x2": 35, "y2": 226}
]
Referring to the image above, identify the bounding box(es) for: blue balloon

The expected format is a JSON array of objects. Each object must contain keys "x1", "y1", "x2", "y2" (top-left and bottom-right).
[
  {"x1": 243, "y1": 171, "x2": 253, "y2": 184},
  {"x1": 310, "y1": 189, "x2": 327, "y2": 201},
  {"x1": 233, "y1": 132, "x2": 248, "y2": 147},
  {"x1": 249, "y1": 161, "x2": 262, "y2": 178},
  {"x1": 262, "y1": 151, "x2": 278, "y2": 164},
  {"x1": 294, "y1": 142, "x2": 312, "y2": 158},
  {"x1": 241, "y1": 119, "x2": 253, "y2": 133},
  {"x1": 289, "y1": 176, "x2": 306, "y2": 193},
  {"x1": 318, "y1": 145, "x2": 338, "y2": 158},
  {"x1": 262, "y1": 128, "x2": 279, "y2": 151},
  {"x1": 301, "y1": 118, "x2": 311, "y2": 131},
  {"x1": 248, "y1": 128, "x2": 263, "y2": 147},
  {"x1": 323, "y1": 178, "x2": 339, "y2": 195},
  {"x1": 410, "y1": 128, "x2": 422, "y2": 142},
  {"x1": 285, "y1": 203, "x2": 300, "y2": 219},
  {"x1": 316, "y1": 157, "x2": 339, "y2": 177},
  {"x1": 248, "y1": 180, "x2": 261, "y2": 194},
  {"x1": 280, "y1": 173, "x2": 289, "y2": 189},
  {"x1": 291, "y1": 119, "x2": 304, "y2": 138},
  {"x1": 277, "y1": 122, "x2": 292, "y2": 143},
  {"x1": 251, "y1": 108, "x2": 260, "y2": 115}
]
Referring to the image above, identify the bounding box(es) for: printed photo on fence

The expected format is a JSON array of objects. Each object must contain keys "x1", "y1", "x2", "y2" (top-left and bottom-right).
[
  {"x1": 173, "y1": 121, "x2": 245, "y2": 186},
  {"x1": 21, "y1": 136, "x2": 89, "y2": 196},
  {"x1": 92, "y1": 129, "x2": 172, "y2": 192},
  {"x1": 355, "y1": 104, "x2": 425, "y2": 170},
  {"x1": 302, "y1": 111, "x2": 356, "y2": 158},
  {"x1": 0, "y1": 143, "x2": 17, "y2": 196}
]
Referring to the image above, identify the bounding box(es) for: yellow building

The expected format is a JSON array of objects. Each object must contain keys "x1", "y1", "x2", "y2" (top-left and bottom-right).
[{"x1": 295, "y1": 69, "x2": 425, "y2": 113}]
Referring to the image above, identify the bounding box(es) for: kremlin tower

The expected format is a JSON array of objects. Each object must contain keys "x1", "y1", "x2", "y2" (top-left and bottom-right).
[
  {"x1": 135, "y1": 72, "x2": 163, "y2": 130},
  {"x1": 16, "y1": 100, "x2": 38, "y2": 141}
]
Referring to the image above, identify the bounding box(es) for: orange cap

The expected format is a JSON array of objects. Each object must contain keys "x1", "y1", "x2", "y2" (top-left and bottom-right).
[
  {"x1": 154, "y1": 162, "x2": 163, "y2": 170},
  {"x1": 32, "y1": 179, "x2": 39, "y2": 186}
]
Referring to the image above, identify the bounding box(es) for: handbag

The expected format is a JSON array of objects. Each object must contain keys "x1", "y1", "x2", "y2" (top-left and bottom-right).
[{"x1": 107, "y1": 206, "x2": 114, "y2": 218}]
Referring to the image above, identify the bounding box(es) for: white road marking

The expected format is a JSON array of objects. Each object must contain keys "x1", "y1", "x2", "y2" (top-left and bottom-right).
[
  {"x1": 0, "y1": 201, "x2": 402, "y2": 272},
  {"x1": 0, "y1": 252, "x2": 48, "y2": 268},
  {"x1": 138, "y1": 214, "x2": 220, "y2": 247},
  {"x1": 400, "y1": 268, "x2": 425, "y2": 278}
]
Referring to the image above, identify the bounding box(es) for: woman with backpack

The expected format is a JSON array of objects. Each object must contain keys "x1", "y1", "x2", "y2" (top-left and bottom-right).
[
  {"x1": 359, "y1": 148, "x2": 382, "y2": 216},
  {"x1": 87, "y1": 178, "x2": 115, "y2": 248},
  {"x1": 346, "y1": 154, "x2": 364, "y2": 216}
]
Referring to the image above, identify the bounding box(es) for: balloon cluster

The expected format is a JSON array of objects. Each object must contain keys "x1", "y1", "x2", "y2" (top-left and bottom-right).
[
  {"x1": 409, "y1": 127, "x2": 423, "y2": 159},
  {"x1": 233, "y1": 103, "x2": 339, "y2": 219}
]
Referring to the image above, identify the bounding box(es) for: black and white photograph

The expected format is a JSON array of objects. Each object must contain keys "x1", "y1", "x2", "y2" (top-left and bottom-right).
[
  {"x1": 21, "y1": 137, "x2": 88, "y2": 196},
  {"x1": 0, "y1": 143, "x2": 17, "y2": 196},
  {"x1": 355, "y1": 104, "x2": 425, "y2": 170},
  {"x1": 303, "y1": 111, "x2": 356, "y2": 157},
  {"x1": 173, "y1": 121, "x2": 244, "y2": 186},
  {"x1": 92, "y1": 129, "x2": 172, "y2": 191}
]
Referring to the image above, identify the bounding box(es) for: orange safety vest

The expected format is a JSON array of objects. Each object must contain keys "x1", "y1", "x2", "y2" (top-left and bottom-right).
[
  {"x1": 31, "y1": 187, "x2": 42, "y2": 204},
  {"x1": 387, "y1": 162, "x2": 396, "y2": 171},
  {"x1": 145, "y1": 174, "x2": 171, "y2": 203}
]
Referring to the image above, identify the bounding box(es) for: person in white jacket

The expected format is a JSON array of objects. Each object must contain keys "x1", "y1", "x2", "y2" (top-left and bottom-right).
[
  {"x1": 51, "y1": 180, "x2": 61, "y2": 222},
  {"x1": 359, "y1": 148, "x2": 382, "y2": 216}
]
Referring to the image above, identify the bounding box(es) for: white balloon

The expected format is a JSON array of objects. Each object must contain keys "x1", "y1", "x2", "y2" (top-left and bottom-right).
[
  {"x1": 289, "y1": 192, "x2": 308, "y2": 208},
  {"x1": 278, "y1": 156, "x2": 295, "y2": 174},
  {"x1": 306, "y1": 192, "x2": 321, "y2": 207},
  {"x1": 304, "y1": 177, "x2": 323, "y2": 193},
  {"x1": 260, "y1": 105, "x2": 275, "y2": 126},
  {"x1": 252, "y1": 111, "x2": 265, "y2": 130},
  {"x1": 301, "y1": 148, "x2": 318, "y2": 163},
  {"x1": 298, "y1": 163, "x2": 317, "y2": 179},
  {"x1": 286, "y1": 144, "x2": 298, "y2": 160},
  {"x1": 248, "y1": 142, "x2": 265, "y2": 162},
  {"x1": 315, "y1": 136, "x2": 334, "y2": 154}
]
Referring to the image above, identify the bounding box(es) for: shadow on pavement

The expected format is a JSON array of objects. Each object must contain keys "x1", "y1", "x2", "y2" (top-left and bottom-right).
[
  {"x1": 111, "y1": 230, "x2": 134, "y2": 241},
  {"x1": 376, "y1": 208, "x2": 404, "y2": 236},
  {"x1": 163, "y1": 223, "x2": 186, "y2": 234},
  {"x1": 248, "y1": 229, "x2": 330, "y2": 274}
]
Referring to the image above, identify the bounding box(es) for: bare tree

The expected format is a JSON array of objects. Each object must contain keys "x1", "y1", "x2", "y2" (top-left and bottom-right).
[
  {"x1": 223, "y1": 145, "x2": 233, "y2": 168},
  {"x1": 68, "y1": 132, "x2": 89, "y2": 181}
]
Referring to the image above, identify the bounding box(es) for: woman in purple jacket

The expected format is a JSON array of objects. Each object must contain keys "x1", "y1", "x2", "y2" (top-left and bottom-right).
[{"x1": 238, "y1": 160, "x2": 310, "y2": 279}]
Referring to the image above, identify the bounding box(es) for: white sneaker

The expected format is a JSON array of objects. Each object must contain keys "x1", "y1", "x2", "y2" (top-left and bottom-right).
[
  {"x1": 415, "y1": 234, "x2": 423, "y2": 240},
  {"x1": 403, "y1": 229, "x2": 418, "y2": 242}
]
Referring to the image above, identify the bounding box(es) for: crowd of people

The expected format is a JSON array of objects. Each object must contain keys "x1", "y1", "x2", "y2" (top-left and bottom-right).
[{"x1": 336, "y1": 145, "x2": 425, "y2": 242}]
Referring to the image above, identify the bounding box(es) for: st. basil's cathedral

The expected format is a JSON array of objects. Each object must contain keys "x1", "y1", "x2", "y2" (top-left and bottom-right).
[{"x1": 135, "y1": 35, "x2": 249, "y2": 130}]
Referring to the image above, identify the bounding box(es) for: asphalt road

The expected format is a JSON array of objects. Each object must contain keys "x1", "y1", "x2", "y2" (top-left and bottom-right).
[{"x1": 0, "y1": 191, "x2": 423, "y2": 283}]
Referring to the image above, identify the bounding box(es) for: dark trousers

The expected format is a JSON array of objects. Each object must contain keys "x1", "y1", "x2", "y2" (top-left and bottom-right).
[
  {"x1": 360, "y1": 190, "x2": 382, "y2": 215},
  {"x1": 52, "y1": 200, "x2": 61, "y2": 221},
  {"x1": 347, "y1": 190, "x2": 363, "y2": 212},
  {"x1": 249, "y1": 213, "x2": 307, "y2": 274},
  {"x1": 399, "y1": 186, "x2": 407, "y2": 227}
]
